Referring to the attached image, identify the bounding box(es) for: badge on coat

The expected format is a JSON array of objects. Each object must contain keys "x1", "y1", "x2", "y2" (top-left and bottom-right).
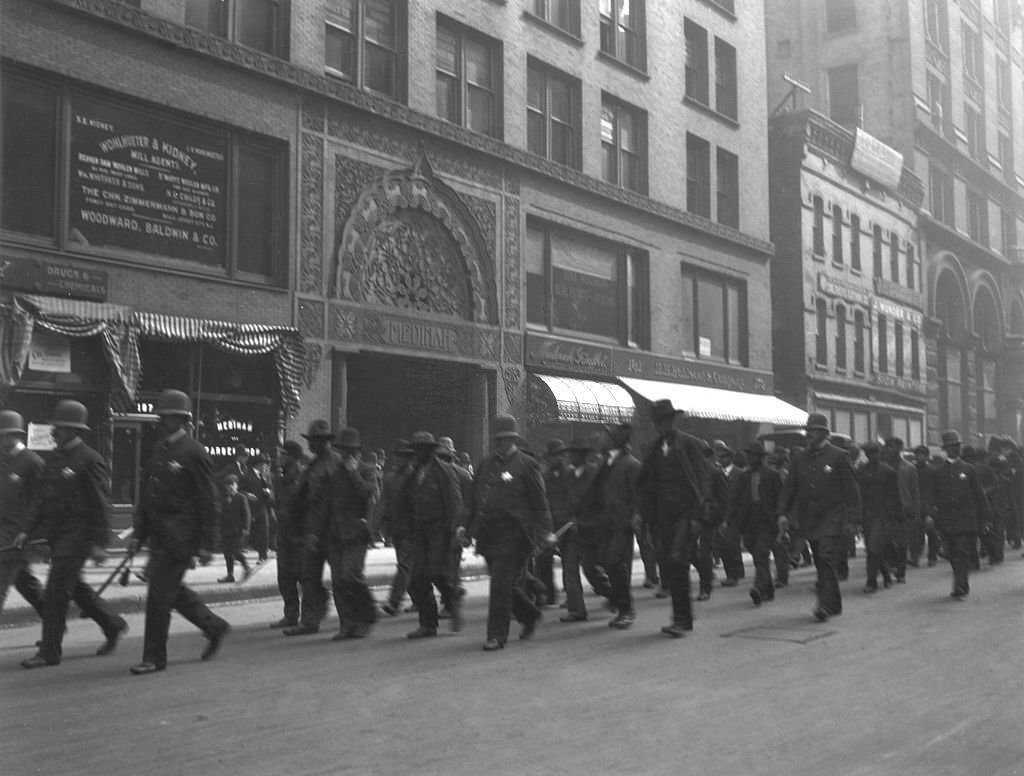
[
  {"x1": 958, "y1": 472, "x2": 967, "y2": 480},
  {"x1": 60, "y1": 467, "x2": 75, "y2": 479},
  {"x1": 823, "y1": 464, "x2": 833, "y2": 473},
  {"x1": 167, "y1": 460, "x2": 183, "y2": 473},
  {"x1": 500, "y1": 471, "x2": 514, "y2": 482},
  {"x1": 8, "y1": 473, "x2": 21, "y2": 483}
]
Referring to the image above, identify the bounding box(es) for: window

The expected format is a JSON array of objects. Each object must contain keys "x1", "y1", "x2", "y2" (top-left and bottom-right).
[
  {"x1": 965, "y1": 105, "x2": 985, "y2": 162},
  {"x1": 601, "y1": 97, "x2": 646, "y2": 193},
  {"x1": 1, "y1": 73, "x2": 56, "y2": 237},
  {"x1": 1001, "y1": 208, "x2": 1017, "y2": 258},
  {"x1": 681, "y1": 265, "x2": 747, "y2": 365},
  {"x1": 828, "y1": 64, "x2": 859, "y2": 128},
  {"x1": 894, "y1": 321, "x2": 904, "y2": 377},
  {"x1": 878, "y1": 314, "x2": 888, "y2": 373},
  {"x1": 531, "y1": 0, "x2": 580, "y2": 36},
  {"x1": 812, "y1": 196, "x2": 825, "y2": 256},
  {"x1": 435, "y1": 20, "x2": 501, "y2": 138},
  {"x1": 854, "y1": 309, "x2": 866, "y2": 372},
  {"x1": 716, "y1": 148, "x2": 739, "y2": 228},
  {"x1": 825, "y1": 0, "x2": 857, "y2": 33},
  {"x1": 998, "y1": 133, "x2": 1014, "y2": 185},
  {"x1": 236, "y1": 143, "x2": 284, "y2": 278},
  {"x1": 996, "y1": 57, "x2": 1012, "y2": 113},
  {"x1": 686, "y1": 133, "x2": 711, "y2": 218},
  {"x1": 905, "y1": 243, "x2": 915, "y2": 290},
  {"x1": 186, "y1": 0, "x2": 287, "y2": 56},
  {"x1": 815, "y1": 298, "x2": 828, "y2": 366},
  {"x1": 911, "y1": 329, "x2": 920, "y2": 380},
  {"x1": 849, "y1": 213, "x2": 861, "y2": 271},
  {"x1": 832, "y1": 204, "x2": 844, "y2": 264},
  {"x1": 872, "y1": 224, "x2": 883, "y2": 277},
  {"x1": 889, "y1": 233, "x2": 900, "y2": 284},
  {"x1": 527, "y1": 61, "x2": 580, "y2": 168},
  {"x1": 714, "y1": 38, "x2": 737, "y2": 120},
  {"x1": 962, "y1": 24, "x2": 982, "y2": 83},
  {"x1": 927, "y1": 72, "x2": 949, "y2": 135},
  {"x1": 684, "y1": 20, "x2": 709, "y2": 105},
  {"x1": 925, "y1": 0, "x2": 948, "y2": 51},
  {"x1": 835, "y1": 304, "x2": 847, "y2": 370},
  {"x1": 326, "y1": 0, "x2": 403, "y2": 99},
  {"x1": 966, "y1": 189, "x2": 988, "y2": 244},
  {"x1": 600, "y1": 0, "x2": 645, "y2": 70},
  {"x1": 929, "y1": 164, "x2": 954, "y2": 225},
  {"x1": 978, "y1": 358, "x2": 998, "y2": 434},
  {"x1": 939, "y1": 344, "x2": 963, "y2": 430},
  {"x1": 527, "y1": 220, "x2": 648, "y2": 348}
]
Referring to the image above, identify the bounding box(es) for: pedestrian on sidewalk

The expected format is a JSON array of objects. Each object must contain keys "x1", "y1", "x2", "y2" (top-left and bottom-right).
[
  {"x1": 436, "y1": 436, "x2": 473, "y2": 615},
  {"x1": 379, "y1": 439, "x2": 415, "y2": 617},
  {"x1": 19, "y1": 401, "x2": 127, "y2": 670},
  {"x1": 727, "y1": 441, "x2": 783, "y2": 607},
  {"x1": 637, "y1": 400, "x2": 711, "y2": 638},
  {"x1": 857, "y1": 442, "x2": 900, "y2": 594},
  {"x1": 0, "y1": 410, "x2": 45, "y2": 618},
  {"x1": 270, "y1": 440, "x2": 307, "y2": 629},
  {"x1": 467, "y1": 415, "x2": 555, "y2": 651},
  {"x1": 711, "y1": 441, "x2": 745, "y2": 591},
  {"x1": 127, "y1": 389, "x2": 230, "y2": 675},
  {"x1": 218, "y1": 474, "x2": 251, "y2": 583},
  {"x1": 777, "y1": 413, "x2": 861, "y2": 623},
  {"x1": 884, "y1": 437, "x2": 919, "y2": 582}
]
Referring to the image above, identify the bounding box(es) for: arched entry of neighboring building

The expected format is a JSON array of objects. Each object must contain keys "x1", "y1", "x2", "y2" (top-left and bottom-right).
[
  {"x1": 934, "y1": 267, "x2": 968, "y2": 434},
  {"x1": 973, "y1": 285, "x2": 1002, "y2": 435}
]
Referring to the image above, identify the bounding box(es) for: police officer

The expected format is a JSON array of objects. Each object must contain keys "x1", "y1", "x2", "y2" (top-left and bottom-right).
[
  {"x1": 0, "y1": 410, "x2": 44, "y2": 617},
  {"x1": 467, "y1": 415, "x2": 555, "y2": 651},
  {"x1": 777, "y1": 413, "x2": 860, "y2": 622},
  {"x1": 21, "y1": 401, "x2": 127, "y2": 669},
  {"x1": 911, "y1": 445, "x2": 939, "y2": 566},
  {"x1": 127, "y1": 390, "x2": 230, "y2": 674},
  {"x1": 927, "y1": 431, "x2": 990, "y2": 600}
]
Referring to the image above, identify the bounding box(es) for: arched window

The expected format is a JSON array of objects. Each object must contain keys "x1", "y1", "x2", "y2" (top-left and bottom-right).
[
  {"x1": 974, "y1": 287, "x2": 1002, "y2": 434},
  {"x1": 815, "y1": 298, "x2": 828, "y2": 365},
  {"x1": 835, "y1": 304, "x2": 847, "y2": 369}
]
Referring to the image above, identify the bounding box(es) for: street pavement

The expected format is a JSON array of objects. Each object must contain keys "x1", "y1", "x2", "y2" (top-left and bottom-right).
[{"x1": 1, "y1": 550, "x2": 1023, "y2": 776}]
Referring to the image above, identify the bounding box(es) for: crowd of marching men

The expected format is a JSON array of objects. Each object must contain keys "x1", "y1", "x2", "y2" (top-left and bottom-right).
[{"x1": 2, "y1": 390, "x2": 1022, "y2": 672}]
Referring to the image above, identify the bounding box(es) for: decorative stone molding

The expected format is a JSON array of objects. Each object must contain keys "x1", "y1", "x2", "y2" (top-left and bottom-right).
[
  {"x1": 503, "y1": 332, "x2": 524, "y2": 364},
  {"x1": 302, "y1": 342, "x2": 324, "y2": 389},
  {"x1": 302, "y1": 99, "x2": 325, "y2": 133},
  {"x1": 297, "y1": 298, "x2": 325, "y2": 339},
  {"x1": 300, "y1": 133, "x2": 324, "y2": 294},
  {"x1": 502, "y1": 365, "x2": 523, "y2": 410},
  {"x1": 504, "y1": 197, "x2": 522, "y2": 329}
]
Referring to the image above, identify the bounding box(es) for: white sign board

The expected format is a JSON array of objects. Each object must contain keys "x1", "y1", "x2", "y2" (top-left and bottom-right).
[
  {"x1": 28, "y1": 331, "x2": 71, "y2": 373},
  {"x1": 851, "y1": 128, "x2": 904, "y2": 190},
  {"x1": 699, "y1": 337, "x2": 713, "y2": 357},
  {"x1": 27, "y1": 423, "x2": 56, "y2": 451}
]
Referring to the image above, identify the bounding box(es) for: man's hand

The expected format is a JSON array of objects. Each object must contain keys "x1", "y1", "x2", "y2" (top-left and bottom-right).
[
  {"x1": 455, "y1": 526, "x2": 471, "y2": 548},
  {"x1": 924, "y1": 515, "x2": 935, "y2": 530},
  {"x1": 540, "y1": 531, "x2": 557, "y2": 550},
  {"x1": 89, "y1": 545, "x2": 107, "y2": 565},
  {"x1": 126, "y1": 538, "x2": 141, "y2": 555}
]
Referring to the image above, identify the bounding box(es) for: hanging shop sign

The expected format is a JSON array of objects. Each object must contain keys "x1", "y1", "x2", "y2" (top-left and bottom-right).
[
  {"x1": 0, "y1": 257, "x2": 108, "y2": 301},
  {"x1": 68, "y1": 95, "x2": 227, "y2": 263},
  {"x1": 27, "y1": 423, "x2": 56, "y2": 451},
  {"x1": 28, "y1": 331, "x2": 72, "y2": 373}
]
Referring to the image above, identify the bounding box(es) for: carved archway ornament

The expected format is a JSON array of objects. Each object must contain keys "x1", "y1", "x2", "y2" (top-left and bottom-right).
[{"x1": 333, "y1": 155, "x2": 496, "y2": 324}]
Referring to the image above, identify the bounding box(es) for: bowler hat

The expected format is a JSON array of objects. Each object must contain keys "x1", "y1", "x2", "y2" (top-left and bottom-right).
[
  {"x1": 941, "y1": 430, "x2": 961, "y2": 448},
  {"x1": 913, "y1": 444, "x2": 930, "y2": 456},
  {"x1": 0, "y1": 410, "x2": 27, "y2": 436},
  {"x1": 392, "y1": 438, "x2": 415, "y2": 456},
  {"x1": 409, "y1": 430, "x2": 439, "y2": 448},
  {"x1": 805, "y1": 413, "x2": 830, "y2": 432},
  {"x1": 545, "y1": 439, "x2": 567, "y2": 457},
  {"x1": 606, "y1": 423, "x2": 632, "y2": 448},
  {"x1": 438, "y1": 436, "x2": 457, "y2": 456},
  {"x1": 861, "y1": 441, "x2": 881, "y2": 454},
  {"x1": 302, "y1": 419, "x2": 334, "y2": 440},
  {"x1": 280, "y1": 440, "x2": 303, "y2": 458},
  {"x1": 566, "y1": 437, "x2": 592, "y2": 453},
  {"x1": 154, "y1": 389, "x2": 193, "y2": 419},
  {"x1": 49, "y1": 400, "x2": 90, "y2": 431},
  {"x1": 491, "y1": 414, "x2": 521, "y2": 439},
  {"x1": 650, "y1": 399, "x2": 681, "y2": 420},
  {"x1": 743, "y1": 440, "x2": 767, "y2": 457},
  {"x1": 335, "y1": 426, "x2": 361, "y2": 449}
]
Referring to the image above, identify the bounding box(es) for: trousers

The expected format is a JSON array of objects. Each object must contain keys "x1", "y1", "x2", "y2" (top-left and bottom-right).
[
  {"x1": 482, "y1": 518, "x2": 538, "y2": 644},
  {"x1": 0, "y1": 551, "x2": 44, "y2": 616},
  {"x1": 38, "y1": 555, "x2": 123, "y2": 663}
]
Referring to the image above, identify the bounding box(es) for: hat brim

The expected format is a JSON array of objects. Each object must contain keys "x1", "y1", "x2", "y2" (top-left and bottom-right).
[
  {"x1": 805, "y1": 425, "x2": 829, "y2": 432},
  {"x1": 302, "y1": 432, "x2": 334, "y2": 440},
  {"x1": 494, "y1": 431, "x2": 521, "y2": 439},
  {"x1": 50, "y1": 420, "x2": 90, "y2": 431},
  {"x1": 156, "y1": 409, "x2": 192, "y2": 419}
]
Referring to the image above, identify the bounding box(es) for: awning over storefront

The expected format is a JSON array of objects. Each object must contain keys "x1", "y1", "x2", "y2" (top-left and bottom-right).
[
  {"x1": 619, "y1": 377, "x2": 808, "y2": 426},
  {"x1": 0, "y1": 296, "x2": 306, "y2": 417},
  {"x1": 530, "y1": 374, "x2": 635, "y2": 424}
]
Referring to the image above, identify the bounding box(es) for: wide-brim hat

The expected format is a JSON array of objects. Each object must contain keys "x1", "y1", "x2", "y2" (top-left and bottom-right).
[
  {"x1": 49, "y1": 400, "x2": 90, "y2": 431},
  {"x1": 605, "y1": 423, "x2": 632, "y2": 448},
  {"x1": 492, "y1": 414, "x2": 521, "y2": 439},
  {"x1": 409, "y1": 430, "x2": 439, "y2": 449},
  {"x1": 392, "y1": 438, "x2": 415, "y2": 456},
  {"x1": 302, "y1": 419, "x2": 334, "y2": 440},
  {"x1": 805, "y1": 412, "x2": 830, "y2": 432},
  {"x1": 566, "y1": 437, "x2": 592, "y2": 453},
  {"x1": 743, "y1": 440, "x2": 767, "y2": 457},
  {"x1": 650, "y1": 399, "x2": 682, "y2": 420},
  {"x1": 941, "y1": 430, "x2": 962, "y2": 448},
  {"x1": 335, "y1": 426, "x2": 361, "y2": 449},
  {"x1": 545, "y1": 438, "x2": 567, "y2": 457},
  {"x1": 280, "y1": 440, "x2": 303, "y2": 458},
  {"x1": 154, "y1": 389, "x2": 193, "y2": 419},
  {"x1": 0, "y1": 410, "x2": 27, "y2": 436}
]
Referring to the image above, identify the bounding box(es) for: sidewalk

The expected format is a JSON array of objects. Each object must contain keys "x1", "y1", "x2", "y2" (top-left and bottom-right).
[{"x1": 1, "y1": 544, "x2": 490, "y2": 628}]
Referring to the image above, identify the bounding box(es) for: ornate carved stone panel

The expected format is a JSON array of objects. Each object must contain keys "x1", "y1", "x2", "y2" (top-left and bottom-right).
[
  {"x1": 333, "y1": 156, "x2": 497, "y2": 324},
  {"x1": 503, "y1": 196, "x2": 522, "y2": 329},
  {"x1": 300, "y1": 133, "x2": 324, "y2": 294},
  {"x1": 503, "y1": 332, "x2": 524, "y2": 364},
  {"x1": 302, "y1": 100, "x2": 325, "y2": 133},
  {"x1": 297, "y1": 298, "x2": 325, "y2": 339},
  {"x1": 302, "y1": 342, "x2": 324, "y2": 389},
  {"x1": 502, "y1": 365, "x2": 523, "y2": 410}
]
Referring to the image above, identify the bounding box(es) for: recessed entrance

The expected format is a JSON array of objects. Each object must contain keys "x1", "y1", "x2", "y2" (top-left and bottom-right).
[{"x1": 344, "y1": 352, "x2": 492, "y2": 465}]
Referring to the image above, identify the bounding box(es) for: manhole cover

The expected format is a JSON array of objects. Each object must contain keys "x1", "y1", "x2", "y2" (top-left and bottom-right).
[{"x1": 720, "y1": 625, "x2": 836, "y2": 644}]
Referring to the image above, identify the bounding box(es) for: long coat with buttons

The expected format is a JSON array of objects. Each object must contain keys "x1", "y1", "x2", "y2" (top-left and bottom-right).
[
  {"x1": 469, "y1": 449, "x2": 552, "y2": 556},
  {"x1": 1, "y1": 446, "x2": 44, "y2": 551},
  {"x1": 777, "y1": 442, "x2": 860, "y2": 541},
  {"x1": 32, "y1": 440, "x2": 111, "y2": 558},
  {"x1": 928, "y1": 458, "x2": 990, "y2": 535}
]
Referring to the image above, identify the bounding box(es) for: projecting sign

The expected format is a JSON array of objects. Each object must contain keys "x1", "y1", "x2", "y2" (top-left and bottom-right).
[
  {"x1": 68, "y1": 95, "x2": 227, "y2": 263},
  {"x1": 850, "y1": 128, "x2": 904, "y2": 190}
]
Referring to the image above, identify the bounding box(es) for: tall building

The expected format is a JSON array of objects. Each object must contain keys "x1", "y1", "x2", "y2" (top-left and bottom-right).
[
  {"x1": 765, "y1": 0, "x2": 1024, "y2": 444},
  {"x1": 1, "y1": 0, "x2": 803, "y2": 535}
]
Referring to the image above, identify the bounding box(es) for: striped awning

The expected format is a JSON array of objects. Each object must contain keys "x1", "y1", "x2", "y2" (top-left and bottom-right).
[
  {"x1": 619, "y1": 377, "x2": 808, "y2": 426},
  {"x1": 18, "y1": 294, "x2": 132, "y2": 324},
  {"x1": 530, "y1": 374, "x2": 635, "y2": 424}
]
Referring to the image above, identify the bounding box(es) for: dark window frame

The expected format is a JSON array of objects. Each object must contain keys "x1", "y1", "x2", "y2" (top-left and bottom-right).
[
  {"x1": 599, "y1": 0, "x2": 647, "y2": 71},
  {"x1": 530, "y1": 0, "x2": 581, "y2": 37},
  {"x1": 684, "y1": 19, "x2": 710, "y2": 106},
  {"x1": 185, "y1": 0, "x2": 290, "y2": 57},
  {"x1": 835, "y1": 303, "x2": 848, "y2": 370},
  {"x1": 832, "y1": 204, "x2": 844, "y2": 265},
  {"x1": 714, "y1": 36, "x2": 738, "y2": 120},
  {"x1": 601, "y1": 94, "x2": 647, "y2": 194},
  {"x1": 849, "y1": 212, "x2": 861, "y2": 271},
  {"x1": 325, "y1": 0, "x2": 406, "y2": 101},
  {"x1": 681, "y1": 263, "x2": 749, "y2": 366},
  {"x1": 434, "y1": 17, "x2": 503, "y2": 139},
  {"x1": 526, "y1": 59, "x2": 581, "y2": 169},
  {"x1": 687, "y1": 133, "x2": 712, "y2": 218},
  {"x1": 815, "y1": 298, "x2": 829, "y2": 366},
  {"x1": 716, "y1": 147, "x2": 739, "y2": 229}
]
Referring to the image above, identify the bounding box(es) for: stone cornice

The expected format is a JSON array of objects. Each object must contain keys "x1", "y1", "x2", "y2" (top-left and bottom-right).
[{"x1": 49, "y1": 0, "x2": 774, "y2": 258}]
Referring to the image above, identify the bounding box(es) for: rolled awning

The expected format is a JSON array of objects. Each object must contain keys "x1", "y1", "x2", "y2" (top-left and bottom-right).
[
  {"x1": 530, "y1": 374, "x2": 635, "y2": 424},
  {"x1": 619, "y1": 377, "x2": 808, "y2": 426}
]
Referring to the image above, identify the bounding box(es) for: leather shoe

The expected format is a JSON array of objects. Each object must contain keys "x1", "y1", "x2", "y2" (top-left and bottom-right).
[
  {"x1": 346, "y1": 623, "x2": 371, "y2": 639},
  {"x1": 406, "y1": 626, "x2": 437, "y2": 639},
  {"x1": 812, "y1": 606, "x2": 832, "y2": 622},
  {"x1": 270, "y1": 618, "x2": 297, "y2": 629},
  {"x1": 201, "y1": 623, "x2": 230, "y2": 660},
  {"x1": 720, "y1": 578, "x2": 739, "y2": 588},
  {"x1": 482, "y1": 639, "x2": 504, "y2": 651},
  {"x1": 217, "y1": 576, "x2": 235, "y2": 583},
  {"x1": 283, "y1": 623, "x2": 319, "y2": 636},
  {"x1": 609, "y1": 613, "x2": 635, "y2": 630},
  {"x1": 774, "y1": 579, "x2": 788, "y2": 589},
  {"x1": 696, "y1": 591, "x2": 711, "y2": 602},
  {"x1": 660, "y1": 623, "x2": 689, "y2": 638},
  {"x1": 97, "y1": 619, "x2": 128, "y2": 656},
  {"x1": 380, "y1": 603, "x2": 399, "y2": 617},
  {"x1": 559, "y1": 613, "x2": 587, "y2": 623},
  {"x1": 520, "y1": 612, "x2": 541, "y2": 640},
  {"x1": 129, "y1": 662, "x2": 166, "y2": 675},
  {"x1": 21, "y1": 655, "x2": 59, "y2": 669},
  {"x1": 749, "y1": 588, "x2": 763, "y2": 607},
  {"x1": 863, "y1": 584, "x2": 879, "y2": 594}
]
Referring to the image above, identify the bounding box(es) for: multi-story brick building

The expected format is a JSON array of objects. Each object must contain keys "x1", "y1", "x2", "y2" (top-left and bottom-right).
[
  {"x1": 1, "y1": 0, "x2": 805, "y2": 532},
  {"x1": 765, "y1": 0, "x2": 1024, "y2": 445}
]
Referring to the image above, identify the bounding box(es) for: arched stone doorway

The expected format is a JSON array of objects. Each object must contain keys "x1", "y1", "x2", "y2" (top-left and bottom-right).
[
  {"x1": 933, "y1": 267, "x2": 968, "y2": 434},
  {"x1": 973, "y1": 285, "x2": 1002, "y2": 435}
]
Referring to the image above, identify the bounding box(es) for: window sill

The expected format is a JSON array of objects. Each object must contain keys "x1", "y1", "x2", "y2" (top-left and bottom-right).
[
  {"x1": 683, "y1": 95, "x2": 739, "y2": 128},
  {"x1": 696, "y1": 0, "x2": 737, "y2": 21},
  {"x1": 522, "y1": 12, "x2": 583, "y2": 47},
  {"x1": 832, "y1": 261, "x2": 845, "y2": 271},
  {"x1": 596, "y1": 50, "x2": 650, "y2": 81},
  {"x1": 812, "y1": 250, "x2": 826, "y2": 262}
]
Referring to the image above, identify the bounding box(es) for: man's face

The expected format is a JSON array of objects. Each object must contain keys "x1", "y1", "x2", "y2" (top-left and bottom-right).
[
  {"x1": 807, "y1": 428, "x2": 829, "y2": 447},
  {"x1": 945, "y1": 443, "x2": 961, "y2": 460},
  {"x1": 569, "y1": 450, "x2": 587, "y2": 468},
  {"x1": 748, "y1": 454, "x2": 764, "y2": 471},
  {"x1": 866, "y1": 448, "x2": 881, "y2": 464},
  {"x1": 717, "y1": 453, "x2": 733, "y2": 469},
  {"x1": 654, "y1": 416, "x2": 675, "y2": 436},
  {"x1": 309, "y1": 438, "x2": 329, "y2": 457},
  {"x1": 226, "y1": 481, "x2": 239, "y2": 497},
  {"x1": 0, "y1": 431, "x2": 22, "y2": 455},
  {"x1": 495, "y1": 436, "x2": 517, "y2": 456},
  {"x1": 914, "y1": 450, "x2": 928, "y2": 464},
  {"x1": 51, "y1": 426, "x2": 77, "y2": 447},
  {"x1": 414, "y1": 446, "x2": 433, "y2": 465}
]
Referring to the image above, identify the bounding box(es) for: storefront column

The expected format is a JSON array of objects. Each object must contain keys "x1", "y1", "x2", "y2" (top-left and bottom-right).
[
  {"x1": 999, "y1": 336, "x2": 1024, "y2": 441},
  {"x1": 923, "y1": 316, "x2": 942, "y2": 446},
  {"x1": 331, "y1": 350, "x2": 349, "y2": 431},
  {"x1": 468, "y1": 367, "x2": 491, "y2": 463}
]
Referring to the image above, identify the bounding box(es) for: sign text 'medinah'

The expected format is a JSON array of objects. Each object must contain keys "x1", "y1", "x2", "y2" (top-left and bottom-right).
[{"x1": 382, "y1": 319, "x2": 459, "y2": 353}]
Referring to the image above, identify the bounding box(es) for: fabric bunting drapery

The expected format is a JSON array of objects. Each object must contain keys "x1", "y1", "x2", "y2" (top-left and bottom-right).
[{"x1": 0, "y1": 296, "x2": 305, "y2": 418}]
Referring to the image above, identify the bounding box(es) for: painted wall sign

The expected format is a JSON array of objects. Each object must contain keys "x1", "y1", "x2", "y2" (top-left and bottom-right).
[
  {"x1": 0, "y1": 257, "x2": 109, "y2": 301},
  {"x1": 851, "y1": 128, "x2": 904, "y2": 190},
  {"x1": 817, "y1": 272, "x2": 873, "y2": 307},
  {"x1": 68, "y1": 95, "x2": 227, "y2": 263}
]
